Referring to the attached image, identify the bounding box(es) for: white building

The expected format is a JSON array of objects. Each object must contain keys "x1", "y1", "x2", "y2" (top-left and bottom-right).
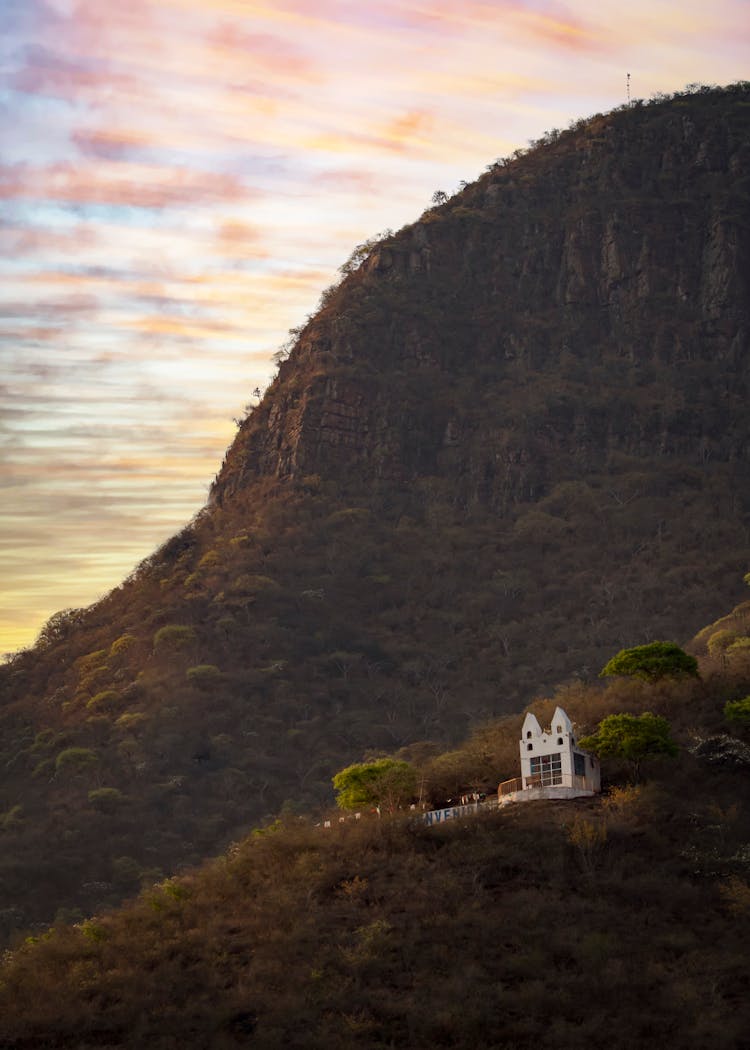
[{"x1": 498, "y1": 706, "x2": 600, "y2": 804}]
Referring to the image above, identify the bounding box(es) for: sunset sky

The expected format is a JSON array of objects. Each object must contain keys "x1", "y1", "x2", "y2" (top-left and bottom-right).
[{"x1": 2, "y1": 0, "x2": 748, "y2": 654}]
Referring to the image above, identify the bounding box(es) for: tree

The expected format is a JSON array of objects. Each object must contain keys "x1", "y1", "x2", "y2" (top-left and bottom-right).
[
  {"x1": 600, "y1": 641, "x2": 698, "y2": 681},
  {"x1": 578, "y1": 712, "x2": 678, "y2": 781},
  {"x1": 55, "y1": 747, "x2": 99, "y2": 777},
  {"x1": 724, "y1": 696, "x2": 750, "y2": 729},
  {"x1": 153, "y1": 625, "x2": 197, "y2": 653},
  {"x1": 332, "y1": 759, "x2": 417, "y2": 814}
]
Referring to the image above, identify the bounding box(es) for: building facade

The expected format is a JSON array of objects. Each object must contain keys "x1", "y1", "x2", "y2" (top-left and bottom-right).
[{"x1": 499, "y1": 706, "x2": 600, "y2": 803}]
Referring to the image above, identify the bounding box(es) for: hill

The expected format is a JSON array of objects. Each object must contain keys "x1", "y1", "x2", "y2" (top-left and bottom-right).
[
  {"x1": 1, "y1": 82, "x2": 750, "y2": 939},
  {"x1": 1, "y1": 624, "x2": 749, "y2": 1048}
]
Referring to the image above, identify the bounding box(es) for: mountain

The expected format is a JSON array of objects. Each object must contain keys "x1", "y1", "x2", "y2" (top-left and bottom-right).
[
  {"x1": 1, "y1": 609, "x2": 749, "y2": 1049},
  {"x1": 1, "y1": 83, "x2": 749, "y2": 939}
]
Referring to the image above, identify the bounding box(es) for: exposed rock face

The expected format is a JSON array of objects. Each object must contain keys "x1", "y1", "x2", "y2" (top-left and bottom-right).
[{"x1": 214, "y1": 87, "x2": 750, "y2": 505}]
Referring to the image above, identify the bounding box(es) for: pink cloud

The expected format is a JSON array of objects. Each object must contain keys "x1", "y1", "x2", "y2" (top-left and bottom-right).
[
  {"x1": 313, "y1": 169, "x2": 382, "y2": 194},
  {"x1": 208, "y1": 23, "x2": 320, "y2": 81},
  {"x1": 71, "y1": 127, "x2": 158, "y2": 161},
  {"x1": 0, "y1": 161, "x2": 251, "y2": 208},
  {"x1": 0, "y1": 222, "x2": 98, "y2": 257},
  {"x1": 376, "y1": 0, "x2": 604, "y2": 52},
  {"x1": 11, "y1": 44, "x2": 139, "y2": 103}
]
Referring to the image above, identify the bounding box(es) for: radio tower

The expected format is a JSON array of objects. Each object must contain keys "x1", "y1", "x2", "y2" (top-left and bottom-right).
[{"x1": 627, "y1": 72, "x2": 631, "y2": 106}]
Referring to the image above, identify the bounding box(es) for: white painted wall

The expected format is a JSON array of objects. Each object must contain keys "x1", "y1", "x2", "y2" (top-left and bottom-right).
[{"x1": 519, "y1": 706, "x2": 600, "y2": 792}]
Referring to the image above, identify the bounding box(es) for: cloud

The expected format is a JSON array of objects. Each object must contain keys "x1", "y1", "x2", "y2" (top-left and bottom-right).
[
  {"x1": 0, "y1": 220, "x2": 98, "y2": 257},
  {"x1": 207, "y1": 22, "x2": 321, "y2": 82},
  {"x1": 10, "y1": 43, "x2": 138, "y2": 102},
  {"x1": 3, "y1": 0, "x2": 750, "y2": 654},
  {"x1": 0, "y1": 160, "x2": 252, "y2": 208},
  {"x1": 71, "y1": 127, "x2": 159, "y2": 161}
]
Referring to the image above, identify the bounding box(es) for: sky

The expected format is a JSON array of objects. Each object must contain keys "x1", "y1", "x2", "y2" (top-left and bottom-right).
[{"x1": 1, "y1": 0, "x2": 748, "y2": 655}]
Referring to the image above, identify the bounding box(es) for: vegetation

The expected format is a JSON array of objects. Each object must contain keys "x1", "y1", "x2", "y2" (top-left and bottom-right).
[
  {"x1": 724, "y1": 696, "x2": 750, "y2": 729},
  {"x1": 578, "y1": 712, "x2": 678, "y2": 781},
  {"x1": 332, "y1": 758, "x2": 417, "y2": 812},
  {"x1": 0, "y1": 737, "x2": 747, "y2": 1048},
  {"x1": 600, "y1": 642, "x2": 699, "y2": 682},
  {"x1": 0, "y1": 82, "x2": 749, "y2": 945}
]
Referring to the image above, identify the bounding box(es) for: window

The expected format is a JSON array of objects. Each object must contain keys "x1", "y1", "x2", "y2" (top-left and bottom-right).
[
  {"x1": 529, "y1": 753, "x2": 562, "y2": 786},
  {"x1": 557, "y1": 737, "x2": 563, "y2": 745},
  {"x1": 573, "y1": 752, "x2": 586, "y2": 777},
  {"x1": 526, "y1": 731, "x2": 532, "y2": 739},
  {"x1": 556, "y1": 725, "x2": 562, "y2": 734},
  {"x1": 527, "y1": 743, "x2": 533, "y2": 751}
]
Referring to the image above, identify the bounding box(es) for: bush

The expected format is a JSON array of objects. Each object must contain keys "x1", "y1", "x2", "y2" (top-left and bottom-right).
[
  {"x1": 724, "y1": 696, "x2": 750, "y2": 728},
  {"x1": 88, "y1": 788, "x2": 124, "y2": 812},
  {"x1": 110, "y1": 634, "x2": 137, "y2": 658},
  {"x1": 86, "y1": 689, "x2": 120, "y2": 711},
  {"x1": 186, "y1": 664, "x2": 222, "y2": 685},
  {"x1": 55, "y1": 747, "x2": 98, "y2": 775},
  {"x1": 153, "y1": 625, "x2": 197, "y2": 652}
]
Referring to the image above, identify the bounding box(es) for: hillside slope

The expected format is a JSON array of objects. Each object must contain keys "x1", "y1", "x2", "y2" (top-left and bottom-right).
[
  {"x1": 1, "y1": 83, "x2": 749, "y2": 939},
  {"x1": 1, "y1": 636, "x2": 749, "y2": 1049}
]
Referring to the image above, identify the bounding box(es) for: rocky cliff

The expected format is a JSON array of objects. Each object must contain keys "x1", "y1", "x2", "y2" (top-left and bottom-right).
[{"x1": 214, "y1": 85, "x2": 749, "y2": 505}]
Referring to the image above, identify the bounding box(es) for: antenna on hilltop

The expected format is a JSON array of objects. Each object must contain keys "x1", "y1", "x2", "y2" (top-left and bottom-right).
[{"x1": 627, "y1": 72, "x2": 631, "y2": 106}]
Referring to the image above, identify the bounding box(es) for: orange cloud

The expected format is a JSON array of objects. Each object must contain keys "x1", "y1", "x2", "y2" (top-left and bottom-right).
[
  {"x1": 207, "y1": 22, "x2": 321, "y2": 82},
  {"x1": 518, "y1": 9, "x2": 605, "y2": 52}
]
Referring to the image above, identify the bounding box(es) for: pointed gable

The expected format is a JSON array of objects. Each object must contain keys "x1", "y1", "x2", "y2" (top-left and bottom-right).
[{"x1": 521, "y1": 712, "x2": 542, "y2": 751}]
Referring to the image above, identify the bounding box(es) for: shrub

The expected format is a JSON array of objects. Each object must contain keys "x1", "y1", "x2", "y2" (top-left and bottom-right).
[
  {"x1": 724, "y1": 696, "x2": 750, "y2": 728},
  {"x1": 88, "y1": 787, "x2": 124, "y2": 811},
  {"x1": 707, "y1": 630, "x2": 737, "y2": 655},
  {"x1": 198, "y1": 550, "x2": 221, "y2": 569},
  {"x1": 55, "y1": 747, "x2": 98, "y2": 775},
  {"x1": 109, "y1": 633, "x2": 137, "y2": 658},
  {"x1": 86, "y1": 689, "x2": 120, "y2": 711},
  {"x1": 115, "y1": 712, "x2": 147, "y2": 732},
  {"x1": 153, "y1": 625, "x2": 196, "y2": 652},
  {"x1": 186, "y1": 664, "x2": 222, "y2": 685},
  {"x1": 75, "y1": 649, "x2": 108, "y2": 674}
]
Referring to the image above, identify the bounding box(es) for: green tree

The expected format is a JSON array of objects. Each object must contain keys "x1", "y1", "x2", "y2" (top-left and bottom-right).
[
  {"x1": 55, "y1": 747, "x2": 99, "y2": 776},
  {"x1": 332, "y1": 758, "x2": 417, "y2": 814},
  {"x1": 600, "y1": 641, "x2": 698, "y2": 681},
  {"x1": 88, "y1": 787, "x2": 124, "y2": 812},
  {"x1": 153, "y1": 625, "x2": 197, "y2": 653},
  {"x1": 186, "y1": 664, "x2": 222, "y2": 686},
  {"x1": 579, "y1": 712, "x2": 678, "y2": 781},
  {"x1": 724, "y1": 696, "x2": 750, "y2": 729}
]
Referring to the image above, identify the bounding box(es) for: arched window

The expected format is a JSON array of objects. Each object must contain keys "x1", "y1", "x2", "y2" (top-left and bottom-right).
[
  {"x1": 557, "y1": 737, "x2": 563, "y2": 745},
  {"x1": 526, "y1": 730, "x2": 532, "y2": 739},
  {"x1": 556, "y1": 725, "x2": 562, "y2": 734}
]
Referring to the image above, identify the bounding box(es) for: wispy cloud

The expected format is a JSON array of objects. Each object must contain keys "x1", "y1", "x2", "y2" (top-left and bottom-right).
[{"x1": 2, "y1": 0, "x2": 748, "y2": 652}]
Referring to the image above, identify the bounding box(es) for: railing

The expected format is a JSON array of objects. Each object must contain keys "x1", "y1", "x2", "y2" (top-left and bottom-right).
[{"x1": 498, "y1": 772, "x2": 596, "y2": 797}]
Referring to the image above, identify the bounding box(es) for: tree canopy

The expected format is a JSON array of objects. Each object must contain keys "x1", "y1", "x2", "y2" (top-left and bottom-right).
[
  {"x1": 332, "y1": 758, "x2": 417, "y2": 813},
  {"x1": 600, "y1": 641, "x2": 698, "y2": 681},
  {"x1": 579, "y1": 712, "x2": 678, "y2": 780},
  {"x1": 724, "y1": 696, "x2": 750, "y2": 729}
]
